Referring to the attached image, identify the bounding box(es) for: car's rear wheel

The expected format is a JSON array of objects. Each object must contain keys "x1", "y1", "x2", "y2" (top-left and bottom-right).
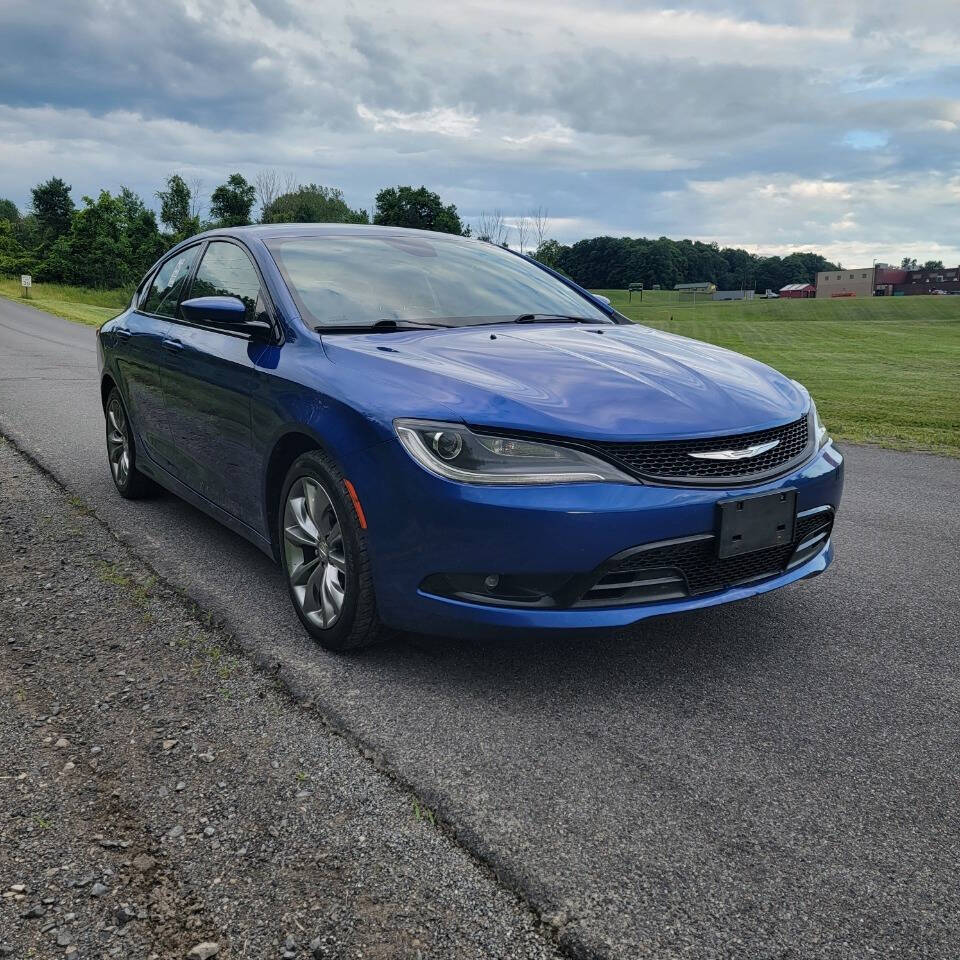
[
  {"x1": 104, "y1": 388, "x2": 155, "y2": 499},
  {"x1": 279, "y1": 450, "x2": 384, "y2": 651}
]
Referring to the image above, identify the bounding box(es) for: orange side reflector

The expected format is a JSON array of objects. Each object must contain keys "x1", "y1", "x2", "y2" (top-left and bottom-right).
[{"x1": 343, "y1": 479, "x2": 367, "y2": 529}]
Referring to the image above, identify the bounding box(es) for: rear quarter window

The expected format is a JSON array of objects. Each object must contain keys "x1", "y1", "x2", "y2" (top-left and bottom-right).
[{"x1": 142, "y1": 246, "x2": 201, "y2": 317}]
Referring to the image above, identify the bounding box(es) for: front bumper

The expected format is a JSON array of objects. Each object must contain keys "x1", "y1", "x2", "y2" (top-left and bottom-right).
[{"x1": 349, "y1": 439, "x2": 844, "y2": 638}]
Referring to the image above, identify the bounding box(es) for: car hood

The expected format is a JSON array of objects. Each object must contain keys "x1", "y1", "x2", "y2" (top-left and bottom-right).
[{"x1": 323, "y1": 323, "x2": 808, "y2": 440}]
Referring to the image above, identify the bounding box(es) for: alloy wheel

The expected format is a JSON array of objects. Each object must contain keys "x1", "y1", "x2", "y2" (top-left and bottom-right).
[
  {"x1": 283, "y1": 476, "x2": 348, "y2": 629},
  {"x1": 106, "y1": 396, "x2": 131, "y2": 487}
]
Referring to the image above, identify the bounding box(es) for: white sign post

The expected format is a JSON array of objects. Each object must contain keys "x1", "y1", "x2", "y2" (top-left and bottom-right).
[{"x1": 20, "y1": 274, "x2": 32, "y2": 298}]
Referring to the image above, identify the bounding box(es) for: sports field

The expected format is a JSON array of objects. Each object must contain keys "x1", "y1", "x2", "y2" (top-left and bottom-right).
[{"x1": 596, "y1": 289, "x2": 960, "y2": 457}]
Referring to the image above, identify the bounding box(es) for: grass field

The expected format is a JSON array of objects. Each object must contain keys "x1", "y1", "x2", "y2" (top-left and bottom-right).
[
  {"x1": 1, "y1": 278, "x2": 957, "y2": 457},
  {"x1": 595, "y1": 289, "x2": 960, "y2": 457},
  {"x1": 0, "y1": 278, "x2": 129, "y2": 326}
]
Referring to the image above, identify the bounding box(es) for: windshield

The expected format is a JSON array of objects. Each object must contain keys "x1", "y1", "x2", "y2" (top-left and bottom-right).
[{"x1": 265, "y1": 234, "x2": 609, "y2": 327}]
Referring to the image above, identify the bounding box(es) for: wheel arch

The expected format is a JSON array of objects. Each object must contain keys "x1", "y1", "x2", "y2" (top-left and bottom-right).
[
  {"x1": 100, "y1": 373, "x2": 119, "y2": 411},
  {"x1": 263, "y1": 428, "x2": 328, "y2": 562}
]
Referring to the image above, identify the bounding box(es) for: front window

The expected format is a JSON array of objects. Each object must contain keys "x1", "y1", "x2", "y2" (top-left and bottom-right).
[
  {"x1": 266, "y1": 234, "x2": 608, "y2": 327},
  {"x1": 190, "y1": 241, "x2": 263, "y2": 322}
]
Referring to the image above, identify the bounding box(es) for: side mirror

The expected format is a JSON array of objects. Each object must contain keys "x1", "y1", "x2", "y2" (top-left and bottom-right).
[
  {"x1": 181, "y1": 295, "x2": 247, "y2": 326},
  {"x1": 180, "y1": 296, "x2": 273, "y2": 338},
  {"x1": 594, "y1": 294, "x2": 611, "y2": 306},
  {"x1": 180, "y1": 297, "x2": 247, "y2": 327}
]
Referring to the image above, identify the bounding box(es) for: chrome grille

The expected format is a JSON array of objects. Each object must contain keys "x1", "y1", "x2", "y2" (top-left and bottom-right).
[{"x1": 584, "y1": 413, "x2": 812, "y2": 483}]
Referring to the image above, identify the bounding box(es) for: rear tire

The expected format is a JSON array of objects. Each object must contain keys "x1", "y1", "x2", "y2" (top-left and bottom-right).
[
  {"x1": 104, "y1": 388, "x2": 156, "y2": 499},
  {"x1": 278, "y1": 450, "x2": 384, "y2": 652}
]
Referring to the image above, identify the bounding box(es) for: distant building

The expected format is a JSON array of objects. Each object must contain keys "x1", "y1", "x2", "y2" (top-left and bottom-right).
[
  {"x1": 779, "y1": 283, "x2": 815, "y2": 299},
  {"x1": 874, "y1": 266, "x2": 907, "y2": 296},
  {"x1": 675, "y1": 281, "x2": 716, "y2": 293},
  {"x1": 816, "y1": 264, "x2": 960, "y2": 297},
  {"x1": 816, "y1": 268, "x2": 875, "y2": 298},
  {"x1": 893, "y1": 265, "x2": 960, "y2": 295},
  {"x1": 713, "y1": 289, "x2": 755, "y2": 301}
]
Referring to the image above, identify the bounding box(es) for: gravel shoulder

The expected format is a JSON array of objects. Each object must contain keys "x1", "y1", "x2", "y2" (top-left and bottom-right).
[{"x1": 0, "y1": 437, "x2": 564, "y2": 960}]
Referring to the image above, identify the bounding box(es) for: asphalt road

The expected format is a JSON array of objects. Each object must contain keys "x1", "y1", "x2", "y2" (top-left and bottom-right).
[{"x1": 1, "y1": 295, "x2": 958, "y2": 959}]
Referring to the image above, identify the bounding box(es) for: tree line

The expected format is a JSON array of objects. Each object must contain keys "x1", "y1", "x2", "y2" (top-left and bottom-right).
[
  {"x1": 536, "y1": 237, "x2": 839, "y2": 294},
  {"x1": 0, "y1": 171, "x2": 869, "y2": 293},
  {"x1": 0, "y1": 174, "x2": 467, "y2": 289}
]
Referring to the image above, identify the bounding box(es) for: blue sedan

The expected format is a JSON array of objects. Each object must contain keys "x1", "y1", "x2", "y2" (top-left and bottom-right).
[{"x1": 97, "y1": 224, "x2": 844, "y2": 650}]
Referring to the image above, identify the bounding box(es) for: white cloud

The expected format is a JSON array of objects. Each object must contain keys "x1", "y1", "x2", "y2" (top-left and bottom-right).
[
  {"x1": 661, "y1": 172, "x2": 960, "y2": 264},
  {"x1": 0, "y1": 0, "x2": 958, "y2": 260},
  {"x1": 357, "y1": 105, "x2": 479, "y2": 138},
  {"x1": 830, "y1": 213, "x2": 858, "y2": 231}
]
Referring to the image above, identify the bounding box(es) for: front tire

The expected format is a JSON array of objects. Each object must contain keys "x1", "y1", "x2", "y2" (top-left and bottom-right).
[
  {"x1": 279, "y1": 450, "x2": 384, "y2": 651},
  {"x1": 104, "y1": 388, "x2": 156, "y2": 499}
]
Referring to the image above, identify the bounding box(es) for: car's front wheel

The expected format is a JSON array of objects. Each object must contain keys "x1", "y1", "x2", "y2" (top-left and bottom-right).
[{"x1": 279, "y1": 450, "x2": 384, "y2": 651}]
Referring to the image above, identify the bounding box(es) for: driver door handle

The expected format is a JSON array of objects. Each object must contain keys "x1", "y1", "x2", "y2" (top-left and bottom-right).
[{"x1": 162, "y1": 337, "x2": 184, "y2": 353}]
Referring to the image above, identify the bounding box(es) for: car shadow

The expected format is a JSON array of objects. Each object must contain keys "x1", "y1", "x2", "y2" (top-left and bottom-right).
[
  {"x1": 355, "y1": 582, "x2": 821, "y2": 705},
  {"x1": 127, "y1": 477, "x2": 828, "y2": 706}
]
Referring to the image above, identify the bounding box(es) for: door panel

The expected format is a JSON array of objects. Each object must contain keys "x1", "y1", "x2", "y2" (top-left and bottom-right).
[
  {"x1": 115, "y1": 311, "x2": 172, "y2": 468},
  {"x1": 114, "y1": 244, "x2": 201, "y2": 470},
  {"x1": 160, "y1": 326, "x2": 261, "y2": 524},
  {"x1": 159, "y1": 241, "x2": 266, "y2": 526}
]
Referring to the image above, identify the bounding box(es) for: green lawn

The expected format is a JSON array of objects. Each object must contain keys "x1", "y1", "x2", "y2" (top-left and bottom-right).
[
  {"x1": 595, "y1": 289, "x2": 960, "y2": 457},
  {"x1": 0, "y1": 278, "x2": 129, "y2": 326}
]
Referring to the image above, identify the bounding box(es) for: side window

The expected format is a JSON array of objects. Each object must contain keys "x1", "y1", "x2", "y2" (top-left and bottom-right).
[
  {"x1": 189, "y1": 241, "x2": 263, "y2": 323},
  {"x1": 141, "y1": 246, "x2": 201, "y2": 317}
]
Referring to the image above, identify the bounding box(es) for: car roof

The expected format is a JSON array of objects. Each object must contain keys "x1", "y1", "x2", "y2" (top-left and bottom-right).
[{"x1": 192, "y1": 223, "x2": 478, "y2": 243}]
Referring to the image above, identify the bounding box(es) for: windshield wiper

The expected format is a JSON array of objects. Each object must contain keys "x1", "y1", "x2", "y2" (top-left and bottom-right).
[
  {"x1": 314, "y1": 318, "x2": 448, "y2": 334},
  {"x1": 511, "y1": 314, "x2": 609, "y2": 324}
]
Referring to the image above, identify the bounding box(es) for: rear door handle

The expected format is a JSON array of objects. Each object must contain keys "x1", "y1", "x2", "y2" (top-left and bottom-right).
[{"x1": 162, "y1": 338, "x2": 184, "y2": 353}]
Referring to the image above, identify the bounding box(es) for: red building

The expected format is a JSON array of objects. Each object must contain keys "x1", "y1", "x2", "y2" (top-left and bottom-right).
[
  {"x1": 779, "y1": 283, "x2": 816, "y2": 298},
  {"x1": 892, "y1": 266, "x2": 960, "y2": 295},
  {"x1": 874, "y1": 266, "x2": 907, "y2": 296}
]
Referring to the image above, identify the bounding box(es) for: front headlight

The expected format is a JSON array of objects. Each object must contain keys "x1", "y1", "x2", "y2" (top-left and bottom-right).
[
  {"x1": 810, "y1": 398, "x2": 830, "y2": 449},
  {"x1": 792, "y1": 380, "x2": 830, "y2": 450},
  {"x1": 394, "y1": 419, "x2": 636, "y2": 485}
]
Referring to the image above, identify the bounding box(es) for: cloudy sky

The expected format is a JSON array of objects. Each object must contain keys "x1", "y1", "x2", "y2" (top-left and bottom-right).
[{"x1": 2, "y1": 0, "x2": 959, "y2": 264}]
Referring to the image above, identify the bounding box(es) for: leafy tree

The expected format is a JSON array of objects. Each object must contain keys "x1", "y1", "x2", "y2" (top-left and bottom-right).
[
  {"x1": 0, "y1": 198, "x2": 19, "y2": 223},
  {"x1": 533, "y1": 239, "x2": 567, "y2": 270},
  {"x1": 0, "y1": 219, "x2": 37, "y2": 277},
  {"x1": 156, "y1": 174, "x2": 195, "y2": 237},
  {"x1": 373, "y1": 185, "x2": 464, "y2": 235},
  {"x1": 31, "y1": 177, "x2": 74, "y2": 243},
  {"x1": 38, "y1": 188, "x2": 165, "y2": 288},
  {"x1": 900, "y1": 257, "x2": 918, "y2": 270},
  {"x1": 261, "y1": 184, "x2": 368, "y2": 224},
  {"x1": 42, "y1": 191, "x2": 131, "y2": 287},
  {"x1": 12, "y1": 214, "x2": 42, "y2": 259},
  {"x1": 551, "y1": 235, "x2": 837, "y2": 291},
  {"x1": 209, "y1": 173, "x2": 256, "y2": 228},
  {"x1": 923, "y1": 259, "x2": 944, "y2": 271},
  {"x1": 117, "y1": 187, "x2": 166, "y2": 278}
]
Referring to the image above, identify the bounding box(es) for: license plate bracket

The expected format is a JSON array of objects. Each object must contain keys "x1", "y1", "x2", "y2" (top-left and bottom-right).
[{"x1": 716, "y1": 488, "x2": 796, "y2": 559}]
